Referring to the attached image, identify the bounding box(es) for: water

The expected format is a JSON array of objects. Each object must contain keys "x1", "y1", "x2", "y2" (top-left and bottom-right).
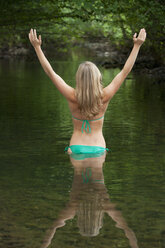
[{"x1": 0, "y1": 51, "x2": 165, "y2": 248}]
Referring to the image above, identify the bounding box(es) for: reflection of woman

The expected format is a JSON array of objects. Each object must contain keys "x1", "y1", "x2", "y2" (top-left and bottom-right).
[
  {"x1": 29, "y1": 28, "x2": 146, "y2": 154},
  {"x1": 40, "y1": 155, "x2": 139, "y2": 248}
]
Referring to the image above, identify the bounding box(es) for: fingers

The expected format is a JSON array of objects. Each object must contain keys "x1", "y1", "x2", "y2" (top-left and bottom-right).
[
  {"x1": 28, "y1": 32, "x2": 32, "y2": 43},
  {"x1": 142, "y1": 28, "x2": 146, "y2": 41},
  {"x1": 138, "y1": 28, "x2": 146, "y2": 39},
  {"x1": 29, "y1": 28, "x2": 42, "y2": 46},
  {"x1": 133, "y1": 33, "x2": 137, "y2": 38},
  {"x1": 34, "y1": 29, "x2": 37, "y2": 39},
  {"x1": 143, "y1": 29, "x2": 147, "y2": 40},
  {"x1": 138, "y1": 29, "x2": 143, "y2": 39},
  {"x1": 141, "y1": 28, "x2": 146, "y2": 39},
  {"x1": 29, "y1": 28, "x2": 38, "y2": 41},
  {"x1": 133, "y1": 28, "x2": 146, "y2": 45},
  {"x1": 39, "y1": 35, "x2": 42, "y2": 43},
  {"x1": 28, "y1": 29, "x2": 33, "y2": 43},
  {"x1": 28, "y1": 29, "x2": 33, "y2": 42},
  {"x1": 133, "y1": 33, "x2": 137, "y2": 43}
]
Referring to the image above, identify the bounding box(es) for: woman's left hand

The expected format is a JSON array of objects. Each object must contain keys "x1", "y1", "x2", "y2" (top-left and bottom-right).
[
  {"x1": 29, "y1": 28, "x2": 42, "y2": 48},
  {"x1": 133, "y1": 28, "x2": 146, "y2": 46}
]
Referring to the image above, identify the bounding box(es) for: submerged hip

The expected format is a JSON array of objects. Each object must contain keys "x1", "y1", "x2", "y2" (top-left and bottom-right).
[{"x1": 65, "y1": 145, "x2": 109, "y2": 160}]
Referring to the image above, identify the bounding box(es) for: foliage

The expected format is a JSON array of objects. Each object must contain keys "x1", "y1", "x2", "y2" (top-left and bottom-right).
[{"x1": 0, "y1": 0, "x2": 164, "y2": 64}]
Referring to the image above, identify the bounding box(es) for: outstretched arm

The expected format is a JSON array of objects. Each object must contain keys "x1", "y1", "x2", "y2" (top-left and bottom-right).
[
  {"x1": 29, "y1": 29, "x2": 75, "y2": 102},
  {"x1": 106, "y1": 208, "x2": 139, "y2": 248},
  {"x1": 103, "y1": 28, "x2": 146, "y2": 102},
  {"x1": 40, "y1": 204, "x2": 76, "y2": 248}
]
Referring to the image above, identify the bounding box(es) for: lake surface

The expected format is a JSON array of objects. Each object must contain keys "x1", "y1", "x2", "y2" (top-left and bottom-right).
[{"x1": 0, "y1": 50, "x2": 165, "y2": 248}]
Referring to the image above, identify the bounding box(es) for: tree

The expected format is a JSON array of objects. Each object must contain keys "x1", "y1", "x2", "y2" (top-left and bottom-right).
[{"x1": 0, "y1": 0, "x2": 164, "y2": 65}]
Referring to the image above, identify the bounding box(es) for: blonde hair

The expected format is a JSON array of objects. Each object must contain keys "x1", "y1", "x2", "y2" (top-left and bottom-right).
[
  {"x1": 75, "y1": 61, "x2": 103, "y2": 119},
  {"x1": 77, "y1": 194, "x2": 104, "y2": 237}
]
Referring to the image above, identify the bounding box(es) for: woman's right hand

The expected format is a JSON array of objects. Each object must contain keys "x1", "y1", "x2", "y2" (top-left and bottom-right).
[
  {"x1": 28, "y1": 28, "x2": 42, "y2": 48},
  {"x1": 133, "y1": 28, "x2": 146, "y2": 46}
]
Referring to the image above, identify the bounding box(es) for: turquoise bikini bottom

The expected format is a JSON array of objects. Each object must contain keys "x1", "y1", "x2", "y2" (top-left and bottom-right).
[{"x1": 65, "y1": 145, "x2": 109, "y2": 160}]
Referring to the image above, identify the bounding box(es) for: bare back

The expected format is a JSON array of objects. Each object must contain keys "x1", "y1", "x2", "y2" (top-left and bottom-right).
[{"x1": 68, "y1": 95, "x2": 109, "y2": 147}]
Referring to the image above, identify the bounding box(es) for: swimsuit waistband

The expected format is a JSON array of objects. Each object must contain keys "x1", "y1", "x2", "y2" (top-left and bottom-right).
[
  {"x1": 65, "y1": 145, "x2": 109, "y2": 153},
  {"x1": 65, "y1": 145, "x2": 109, "y2": 160}
]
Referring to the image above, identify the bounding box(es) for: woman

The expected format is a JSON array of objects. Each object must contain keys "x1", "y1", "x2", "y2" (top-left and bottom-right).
[{"x1": 29, "y1": 28, "x2": 146, "y2": 155}]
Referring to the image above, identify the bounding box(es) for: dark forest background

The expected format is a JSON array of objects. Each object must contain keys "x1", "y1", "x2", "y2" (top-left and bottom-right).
[{"x1": 0, "y1": 0, "x2": 165, "y2": 70}]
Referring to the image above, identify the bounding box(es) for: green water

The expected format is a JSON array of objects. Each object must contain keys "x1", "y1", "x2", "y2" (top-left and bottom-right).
[{"x1": 0, "y1": 52, "x2": 165, "y2": 248}]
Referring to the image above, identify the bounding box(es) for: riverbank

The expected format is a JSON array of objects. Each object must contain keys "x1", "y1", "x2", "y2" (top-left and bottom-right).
[
  {"x1": 0, "y1": 42, "x2": 164, "y2": 82},
  {"x1": 78, "y1": 41, "x2": 165, "y2": 83}
]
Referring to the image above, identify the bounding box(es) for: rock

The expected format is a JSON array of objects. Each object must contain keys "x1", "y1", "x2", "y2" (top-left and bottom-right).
[
  {"x1": 0, "y1": 45, "x2": 29, "y2": 59},
  {"x1": 9, "y1": 47, "x2": 28, "y2": 56}
]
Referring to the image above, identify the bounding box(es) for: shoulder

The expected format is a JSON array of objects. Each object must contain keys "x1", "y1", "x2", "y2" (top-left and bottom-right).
[
  {"x1": 68, "y1": 89, "x2": 77, "y2": 103},
  {"x1": 67, "y1": 88, "x2": 78, "y2": 106},
  {"x1": 102, "y1": 89, "x2": 110, "y2": 104},
  {"x1": 67, "y1": 88, "x2": 77, "y2": 103}
]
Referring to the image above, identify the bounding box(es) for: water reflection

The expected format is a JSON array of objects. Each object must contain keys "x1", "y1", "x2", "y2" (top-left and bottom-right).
[{"x1": 41, "y1": 153, "x2": 139, "y2": 248}]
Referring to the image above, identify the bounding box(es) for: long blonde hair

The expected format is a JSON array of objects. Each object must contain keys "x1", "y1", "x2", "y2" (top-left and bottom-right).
[
  {"x1": 75, "y1": 61, "x2": 103, "y2": 119},
  {"x1": 77, "y1": 194, "x2": 104, "y2": 237}
]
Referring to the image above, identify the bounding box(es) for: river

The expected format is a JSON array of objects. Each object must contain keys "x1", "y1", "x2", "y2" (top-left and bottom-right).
[{"x1": 0, "y1": 49, "x2": 165, "y2": 248}]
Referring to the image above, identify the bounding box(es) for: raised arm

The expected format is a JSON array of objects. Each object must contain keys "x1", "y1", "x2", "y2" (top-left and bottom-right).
[
  {"x1": 103, "y1": 28, "x2": 146, "y2": 102},
  {"x1": 40, "y1": 203, "x2": 76, "y2": 248},
  {"x1": 29, "y1": 29, "x2": 75, "y2": 102},
  {"x1": 106, "y1": 208, "x2": 139, "y2": 248}
]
